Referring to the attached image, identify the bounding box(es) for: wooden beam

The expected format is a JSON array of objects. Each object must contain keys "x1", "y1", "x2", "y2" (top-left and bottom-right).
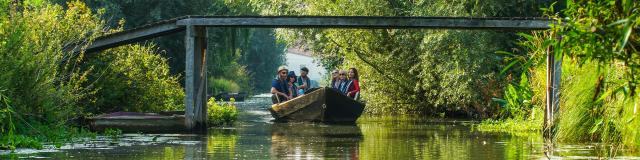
[
  {"x1": 184, "y1": 25, "x2": 208, "y2": 130},
  {"x1": 544, "y1": 46, "x2": 562, "y2": 139},
  {"x1": 176, "y1": 16, "x2": 553, "y2": 30},
  {"x1": 77, "y1": 20, "x2": 184, "y2": 54},
  {"x1": 78, "y1": 16, "x2": 554, "y2": 53}
]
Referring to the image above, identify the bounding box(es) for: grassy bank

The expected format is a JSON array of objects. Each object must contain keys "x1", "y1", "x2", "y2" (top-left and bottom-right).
[{"x1": 479, "y1": 0, "x2": 640, "y2": 151}]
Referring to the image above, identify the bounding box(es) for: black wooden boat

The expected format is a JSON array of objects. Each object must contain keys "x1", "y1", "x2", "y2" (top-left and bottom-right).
[
  {"x1": 214, "y1": 92, "x2": 247, "y2": 101},
  {"x1": 87, "y1": 112, "x2": 187, "y2": 133},
  {"x1": 269, "y1": 87, "x2": 365, "y2": 123}
]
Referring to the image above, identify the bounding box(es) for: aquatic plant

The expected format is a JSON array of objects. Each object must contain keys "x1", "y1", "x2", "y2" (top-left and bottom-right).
[
  {"x1": 207, "y1": 98, "x2": 238, "y2": 126},
  {"x1": 103, "y1": 128, "x2": 122, "y2": 142}
]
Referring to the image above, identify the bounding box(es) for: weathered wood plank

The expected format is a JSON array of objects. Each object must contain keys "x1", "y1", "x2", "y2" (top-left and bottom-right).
[
  {"x1": 184, "y1": 25, "x2": 196, "y2": 130},
  {"x1": 176, "y1": 16, "x2": 553, "y2": 30},
  {"x1": 184, "y1": 26, "x2": 208, "y2": 131},
  {"x1": 80, "y1": 16, "x2": 554, "y2": 54},
  {"x1": 78, "y1": 21, "x2": 184, "y2": 53}
]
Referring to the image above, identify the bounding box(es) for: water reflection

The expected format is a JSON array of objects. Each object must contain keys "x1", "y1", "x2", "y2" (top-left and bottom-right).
[
  {"x1": 3, "y1": 96, "x2": 640, "y2": 159},
  {"x1": 270, "y1": 123, "x2": 362, "y2": 159}
]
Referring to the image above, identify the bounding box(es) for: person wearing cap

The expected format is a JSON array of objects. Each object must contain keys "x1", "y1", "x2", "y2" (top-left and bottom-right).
[
  {"x1": 271, "y1": 66, "x2": 291, "y2": 103},
  {"x1": 296, "y1": 67, "x2": 311, "y2": 94}
]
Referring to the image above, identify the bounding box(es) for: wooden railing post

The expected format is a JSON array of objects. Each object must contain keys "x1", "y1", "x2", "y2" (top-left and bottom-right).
[
  {"x1": 544, "y1": 46, "x2": 562, "y2": 139},
  {"x1": 185, "y1": 25, "x2": 208, "y2": 131}
]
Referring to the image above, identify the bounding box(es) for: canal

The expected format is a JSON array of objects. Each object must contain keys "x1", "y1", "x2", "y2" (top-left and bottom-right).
[{"x1": 2, "y1": 96, "x2": 637, "y2": 159}]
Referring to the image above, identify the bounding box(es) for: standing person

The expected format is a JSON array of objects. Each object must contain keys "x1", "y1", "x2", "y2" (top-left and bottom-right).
[
  {"x1": 346, "y1": 68, "x2": 360, "y2": 99},
  {"x1": 297, "y1": 67, "x2": 311, "y2": 95},
  {"x1": 287, "y1": 71, "x2": 299, "y2": 98},
  {"x1": 271, "y1": 66, "x2": 290, "y2": 104},
  {"x1": 338, "y1": 70, "x2": 350, "y2": 94}
]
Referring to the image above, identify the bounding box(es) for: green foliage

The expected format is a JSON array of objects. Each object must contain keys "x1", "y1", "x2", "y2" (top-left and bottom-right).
[
  {"x1": 80, "y1": 0, "x2": 286, "y2": 94},
  {"x1": 82, "y1": 44, "x2": 185, "y2": 113},
  {"x1": 491, "y1": 0, "x2": 640, "y2": 149},
  {"x1": 476, "y1": 107, "x2": 543, "y2": 137},
  {"x1": 0, "y1": 0, "x2": 103, "y2": 149},
  {"x1": 209, "y1": 78, "x2": 241, "y2": 94},
  {"x1": 103, "y1": 128, "x2": 122, "y2": 142},
  {"x1": 0, "y1": 0, "x2": 182, "y2": 150},
  {"x1": 207, "y1": 98, "x2": 238, "y2": 126},
  {"x1": 0, "y1": 0, "x2": 100, "y2": 125},
  {"x1": 555, "y1": 60, "x2": 637, "y2": 150},
  {"x1": 549, "y1": 0, "x2": 640, "y2": 97},
  {"x1": 493, "y1": 73, "x2": 533, "y2": 119},
  {"x1": 250, "y1": 0, "x2": 547, "y2": 117}
]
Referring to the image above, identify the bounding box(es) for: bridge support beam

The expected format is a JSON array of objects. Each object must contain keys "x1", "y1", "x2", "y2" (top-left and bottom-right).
[
  {"x1": 185, "y1": 25, "x2": 208, "y2": 130},
  {"x1": 544, "y1": 47, "x2": 562, "y2": 139}
]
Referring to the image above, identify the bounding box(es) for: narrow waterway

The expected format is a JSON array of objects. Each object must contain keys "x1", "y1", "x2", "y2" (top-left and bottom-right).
[{"x1": 3, "y1": 96, "x2": 638, "y2": 159}]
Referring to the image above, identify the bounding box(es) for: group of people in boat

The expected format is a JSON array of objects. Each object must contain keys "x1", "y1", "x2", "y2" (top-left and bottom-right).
[
  {"x1": 271, "y1": 66, "x2": 360, "y2": 104},
  {"x1": 330, "y1": 68, "x2": 360, "y2": 99}
]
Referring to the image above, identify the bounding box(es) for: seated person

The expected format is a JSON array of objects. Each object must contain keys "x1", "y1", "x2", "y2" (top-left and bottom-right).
[
  {"x1": 330, "y1": 69, "x2": 340, "y2": 89},
  {"x1": 337, "y1": 70, "x2": 350, "y2": 94},
  {"x1": 271, "y1": 66, "x2": 290, "y2": 104},
  {"x1": 346, "y1": 68, "x2": 360, "y2": 99},
  {"x1": 297, "y1": 67, "x2": 311, "y2": 95},
  {"x1": 287, "y1": 71, "x2": 299, "y2": 98}
]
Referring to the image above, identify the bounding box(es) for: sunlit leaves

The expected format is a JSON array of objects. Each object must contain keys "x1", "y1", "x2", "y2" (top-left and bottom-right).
[{"x1": 251, "y1": 0, "x2": 545, "y2": 116}]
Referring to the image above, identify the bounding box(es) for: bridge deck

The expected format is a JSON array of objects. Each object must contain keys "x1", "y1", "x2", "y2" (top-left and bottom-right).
[{"x1": 79, "y1": 16, "x2": 554, "y2": 53}]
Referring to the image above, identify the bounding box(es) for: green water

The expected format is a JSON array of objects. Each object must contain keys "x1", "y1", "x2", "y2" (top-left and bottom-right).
[{"x1": 1, "y1": 97, "x2": 638, "y2": 159}]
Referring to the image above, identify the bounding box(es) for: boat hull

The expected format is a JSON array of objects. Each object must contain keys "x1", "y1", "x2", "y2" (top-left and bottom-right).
[
  {"x1": 88, "y1": 112, "x2": 187, "y2": 133},
  {"x1": 269, "y1": 87, "x2": 365, "y2": 123}
]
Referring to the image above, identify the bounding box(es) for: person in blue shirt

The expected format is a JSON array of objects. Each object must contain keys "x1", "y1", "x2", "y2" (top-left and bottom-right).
[
  {"x1": 337, "y1": 70, "x2": 350, "y2": 94},
  {"x1": 271, "y1": 66, "x2": 290, "y2": 104}
]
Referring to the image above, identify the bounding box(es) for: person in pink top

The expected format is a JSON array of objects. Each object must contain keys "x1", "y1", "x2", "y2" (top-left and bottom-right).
[{"x1": 346, "y1": 68, "x2": 360, "y2": 99}]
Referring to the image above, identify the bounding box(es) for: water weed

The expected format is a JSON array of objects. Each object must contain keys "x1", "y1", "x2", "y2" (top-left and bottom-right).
[{"x1": 207, "y1": 98, "x2": 238, "y2": 126}]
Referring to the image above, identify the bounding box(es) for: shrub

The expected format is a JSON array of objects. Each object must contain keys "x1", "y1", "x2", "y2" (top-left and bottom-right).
[
  {"x1": 209, "y1": 78, "x2": 241, "y2": 94},
  {"x1": 82, "y1": 44, "x2": 185, "y2": 113},
  {"x1": 207, "y1": 97, "x2": 238, "y2": 126},
  {"x1": 0, "y1": 1, "x2": 102, "y2": 149}
]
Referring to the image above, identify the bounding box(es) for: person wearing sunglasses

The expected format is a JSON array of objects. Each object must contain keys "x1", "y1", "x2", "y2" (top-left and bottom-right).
[
  {"x1": 287, "y1": 71, "x2": 299, "y2": 98},
  {"x1": 271, "y1": 66, "x2": 291, "y2": 104},
  {"x1": 337, "y1": 70, "x2": 349, "y2": 94},
  {"x1": 330, "y1": 69, "x2": 339, "y2": 89}
]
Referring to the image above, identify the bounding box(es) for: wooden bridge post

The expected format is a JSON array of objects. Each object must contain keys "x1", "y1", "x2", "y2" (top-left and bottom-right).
[
  {"x1": 185, "y1": 25, "x2": 208, "y2": 130},
  {"x1": 544, "y1": 47, "x2": 562, "y2": 139}
]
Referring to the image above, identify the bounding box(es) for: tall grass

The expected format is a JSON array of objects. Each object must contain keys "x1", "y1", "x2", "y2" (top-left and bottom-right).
[{"x1": 557, "y1": 60, "x2": 639, "y2": 150}]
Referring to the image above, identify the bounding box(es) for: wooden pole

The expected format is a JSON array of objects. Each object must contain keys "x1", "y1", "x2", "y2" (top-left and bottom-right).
[
  {"x1": 544, "y1": 48, "x2": 552, "y2": 139},
  {"x1": 185, "y1": 25, "x2": 208, "y2": 130},
  {"x1": 544, "y1": 46, "x2": 562, "y2": 139}
]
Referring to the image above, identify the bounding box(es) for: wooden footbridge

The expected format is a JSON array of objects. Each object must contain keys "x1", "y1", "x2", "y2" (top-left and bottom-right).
[{"x1": 82, "y1": 16, "x2": 560, "y2": 135}]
